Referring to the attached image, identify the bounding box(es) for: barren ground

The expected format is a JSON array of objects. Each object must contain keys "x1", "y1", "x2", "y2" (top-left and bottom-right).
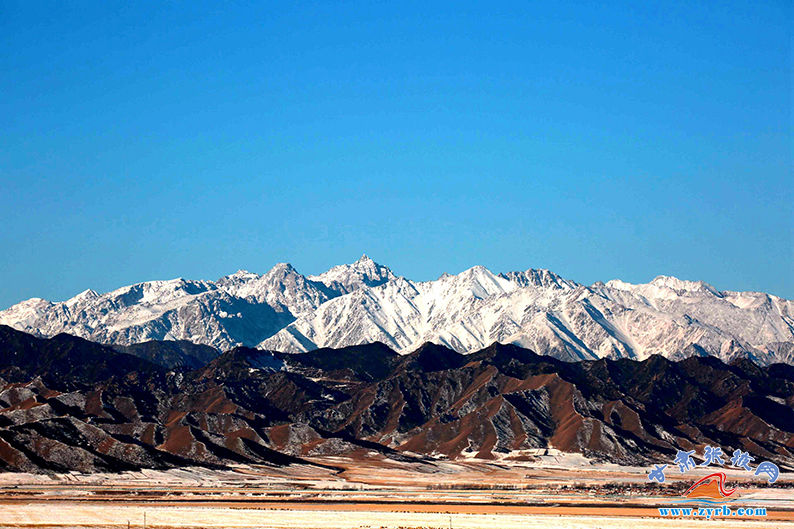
[{"x1": 1, "y1": 455, "x2": 791, "y2": 529}]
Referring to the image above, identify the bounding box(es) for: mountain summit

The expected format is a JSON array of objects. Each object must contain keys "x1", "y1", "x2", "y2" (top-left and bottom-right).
[
  {"x1": 308, "y1": 254, "x2": 397, "y2": 294},
  {"x1": 1, "y1": 257, "x2": 792, "y2": 365}
]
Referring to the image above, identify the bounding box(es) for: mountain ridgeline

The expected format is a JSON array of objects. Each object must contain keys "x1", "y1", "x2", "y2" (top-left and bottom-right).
[
  {"x1": 0, "y1": 325, "x2": 792, "y2": 474},
  {"x1": 1, "y1": 256, "x2": 792, "y2": 366}
]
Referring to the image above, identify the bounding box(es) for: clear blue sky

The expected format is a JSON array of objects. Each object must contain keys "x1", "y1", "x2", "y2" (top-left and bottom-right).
[{"x1": 1, "y1": 1, "x2": 792, "y2": 308}]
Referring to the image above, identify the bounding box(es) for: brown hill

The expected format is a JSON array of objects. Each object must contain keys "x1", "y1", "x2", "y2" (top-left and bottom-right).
[{"x1": 0, "y1": 326, "x2": 792, "y2": 473}]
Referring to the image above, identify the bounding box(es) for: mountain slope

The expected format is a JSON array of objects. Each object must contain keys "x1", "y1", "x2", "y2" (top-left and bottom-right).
[
  {"x1": 0, "y1": 258, "x2": 398, "y2": 353},
  {"x1": 262, "y1": 268, "x2": 794, "y2": 365},
  {"x1": 0, "y1": 278, "x2": 292, "y2": 350},
  {"x1": 1, "y1": 327, "x2": 792, "y2": 473},
  {"x1": 113, "y1": 340, "x2": 220, "y2": 370},
  {"x1": 1, "y1": 257, "x2": 792, "y2": 365}
]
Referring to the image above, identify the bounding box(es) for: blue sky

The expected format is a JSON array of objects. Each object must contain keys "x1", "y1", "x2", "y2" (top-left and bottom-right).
[{"x1": 1, "y1": 1, "x2": 791, "y2": 307}]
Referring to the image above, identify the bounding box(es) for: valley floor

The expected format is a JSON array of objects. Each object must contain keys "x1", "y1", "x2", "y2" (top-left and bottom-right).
[{"x1": 0, "y1": 455, "x2": 791, "y2": 528}]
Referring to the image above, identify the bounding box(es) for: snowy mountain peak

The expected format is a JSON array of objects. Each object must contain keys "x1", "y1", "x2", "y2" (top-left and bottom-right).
[
  {"x1": 500, "y1": 268, "x2": 578, "y2": 291},
  {"x1": 605, "y1": 275, "x2": 721, "y2": 299},
  {"x1": 454, "y1": 265, "x2": 497, "y2": 282},
  {"x1": 1, "y1": 257, "x2": 792, "y2": 366},
  {"x1": 267, "y1": 262, "x2": 298, "y2": 276},
  {"x1": 447, "y1": 265, "x2": 514, "y2": 298},
  {"x1": 350, "y1": 254, "x2": 381, "y2": 273},
  {"x1": 309, "y1": 255, "x2": 396, "y2": 295},
  {"x1": 262, "y1": 262, "x2": 794, "y2": 365},
  {"x1": 104, "y1": 278, "x2": 215, "y2": 307},
  {"x1": 66, "y1": 289, "x2": 99, "y2": 305},
  {"x1": 649, "y1": 275, "x2": 720, "y2": 295},
  {"x1": 216, "y1": 262, "x2": 333, "y2": 318},
  {"x1": 226, "y1": 269, "x2": 258, "y2": 280}
]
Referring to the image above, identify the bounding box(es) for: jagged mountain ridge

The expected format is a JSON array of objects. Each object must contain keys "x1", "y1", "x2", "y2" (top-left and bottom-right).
[
  {"x1": 1, "y1": 326, "x2": 792, "y2": 473},
  {"x1": 1, "y1": 256, "x2": 792, "y2": 365},
  {"x1": 0, "y1": 256, "x2": 386, "y2": 351},
  {"x1": 262, "y1": 266, "x2": 794, "y2": 365}
]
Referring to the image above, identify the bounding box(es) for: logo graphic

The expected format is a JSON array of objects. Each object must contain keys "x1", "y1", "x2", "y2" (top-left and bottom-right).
[
  {"x1": 647, "y1": 445, "x2": 780, "y2": 518},
  {"x1": 682, "y1": 472, "x2": 737, "y2": 504}
]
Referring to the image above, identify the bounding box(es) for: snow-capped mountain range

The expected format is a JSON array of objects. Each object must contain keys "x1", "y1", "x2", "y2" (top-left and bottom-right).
[{"x1": 1, "y1": 255, "x2": 792, "y2": 365}]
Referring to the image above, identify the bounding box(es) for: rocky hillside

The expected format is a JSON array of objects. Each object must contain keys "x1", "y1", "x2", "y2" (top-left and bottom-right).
[{"x1": 1, "y1": 325, "x2": 792, "y2": 473}]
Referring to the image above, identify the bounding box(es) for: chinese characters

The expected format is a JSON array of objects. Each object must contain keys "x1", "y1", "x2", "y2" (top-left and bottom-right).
[{"x1": 648, "y1": 446, "x2": 779, "y2": 484}]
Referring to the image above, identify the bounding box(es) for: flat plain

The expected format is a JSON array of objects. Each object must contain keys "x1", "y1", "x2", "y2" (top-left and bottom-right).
[{"x1": 0, "y1": 454, "x2": 791, "y2": 529}]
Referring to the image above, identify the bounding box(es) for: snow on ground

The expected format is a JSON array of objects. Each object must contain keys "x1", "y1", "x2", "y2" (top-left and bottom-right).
[{"x1": 0, "y1": 503, "x2": 789, "y2": 529}]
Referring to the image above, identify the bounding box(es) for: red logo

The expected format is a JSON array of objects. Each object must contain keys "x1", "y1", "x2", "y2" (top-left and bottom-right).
[{"x1": 683, "y1": 472, "x2": 739, "y2": 502}]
